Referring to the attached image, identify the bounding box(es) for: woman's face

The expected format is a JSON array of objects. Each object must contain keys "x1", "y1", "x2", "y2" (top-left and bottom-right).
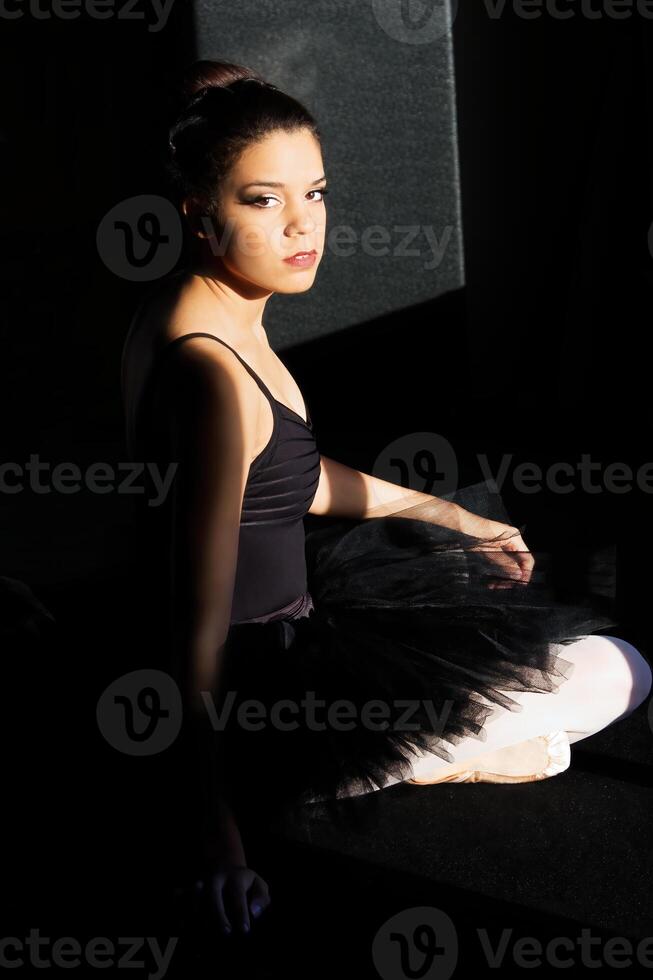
[{"x1": 197, "y1": 127, "x2": 327, "y2": 294}]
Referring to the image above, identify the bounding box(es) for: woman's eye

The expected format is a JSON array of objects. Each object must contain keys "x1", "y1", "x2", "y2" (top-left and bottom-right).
[
  {"x1": 249, "y1": 189, "x2": 329, "y2": 208},
  {"x1": 251, "y1": 195, "x2": 278, "y2": 208}
]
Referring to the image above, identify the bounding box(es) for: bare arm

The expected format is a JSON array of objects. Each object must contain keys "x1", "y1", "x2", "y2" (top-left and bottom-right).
[
  {"x1": 167, "y1": 340, "x2": 256, "y2": 704},
  {"x1": 164, "y1": 338, "x2": 260, "y2": 874},
  {"x1": 307, "y1": 455, "x2": 532, "y2": 583},
  {"x1": 308, "y1": 453, "x2": 474, "y2": 529}
]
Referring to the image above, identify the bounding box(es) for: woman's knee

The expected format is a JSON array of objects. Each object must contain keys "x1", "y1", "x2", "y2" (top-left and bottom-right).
[{"x1": 586, "y1": 634, "x2": 652, "y2": 721}]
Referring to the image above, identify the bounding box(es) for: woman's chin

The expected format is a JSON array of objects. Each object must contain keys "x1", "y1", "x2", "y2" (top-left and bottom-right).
[{"x1": 274, "y1": 276, "x2": 318, "y2": 294}]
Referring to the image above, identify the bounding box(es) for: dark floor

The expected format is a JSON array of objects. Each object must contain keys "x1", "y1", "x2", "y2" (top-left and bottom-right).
[{"x1": 3, "y1": 571, "x2": 652, "y2": 979}]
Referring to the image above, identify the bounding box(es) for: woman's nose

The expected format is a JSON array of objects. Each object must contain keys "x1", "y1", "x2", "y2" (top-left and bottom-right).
[{"x1": 285, "y1": 203, "x2": 316, "y2": 236}]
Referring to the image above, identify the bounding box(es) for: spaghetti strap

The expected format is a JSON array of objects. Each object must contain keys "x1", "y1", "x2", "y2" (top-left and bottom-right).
[
  {"x1": 157, "y1": 330, "x2": 311, "y2": 426},
  {"x1": 158, "y1": 331, "x2": 278, "y2": 406}
]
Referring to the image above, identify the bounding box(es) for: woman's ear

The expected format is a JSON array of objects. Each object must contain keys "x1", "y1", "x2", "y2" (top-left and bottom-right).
[{"x1": 182, "y1": 197, "x2": 211, "y2": 239}]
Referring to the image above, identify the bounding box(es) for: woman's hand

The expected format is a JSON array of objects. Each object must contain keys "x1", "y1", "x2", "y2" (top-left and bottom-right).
[
  {"x1": 465, "y1": 518, "x2": 535, "y2": 589},
  {"x1": 191, "y1": 793, "x2": 272, "y2": 937},
  {"x1": 194, "y1": 860, "x2": 271, "y2": 936}
]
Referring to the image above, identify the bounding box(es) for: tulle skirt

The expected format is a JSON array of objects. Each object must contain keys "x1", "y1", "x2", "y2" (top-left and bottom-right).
[{"x1": 214, "y1": 480, "x2": 618, "y2": 831}]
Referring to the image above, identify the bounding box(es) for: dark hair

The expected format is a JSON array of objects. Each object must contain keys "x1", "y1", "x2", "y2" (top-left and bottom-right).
[{"x1": 166, "y1": 59, "x2": 322, "y2": 224}]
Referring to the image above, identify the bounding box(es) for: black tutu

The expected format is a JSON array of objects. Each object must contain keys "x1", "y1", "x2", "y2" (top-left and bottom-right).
[{"x1": 212, "y1": 480, "x2": 618, "y2": 833}]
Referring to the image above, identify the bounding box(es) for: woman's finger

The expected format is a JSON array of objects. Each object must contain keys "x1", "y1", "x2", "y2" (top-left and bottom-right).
[
  {"x1": 248, "y1": 877, "x2": 271, "y2": 919},
  {"x1": 229, "y1": 879, "x2": 252, "y2": 935},
  {"x1": 509, "y1": 539, "x2": 535, "y2": 582},
  {"x1": 208, "y1": 874, "x2": 232, "y2": 935},
  {"x1": 488, "y1": 550, "x2": 522, "y2": 580},
  {"x1": 515, "y1": 555, "x2": 534, "y2": 583}
]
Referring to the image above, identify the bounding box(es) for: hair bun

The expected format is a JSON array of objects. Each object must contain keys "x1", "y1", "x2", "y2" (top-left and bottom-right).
[
  {"x1": 175, "y1": 59, "x2": 266, "y2": 116},
  {"x1": 168, "y1": 61, "x2": 272, "y2": 155}
]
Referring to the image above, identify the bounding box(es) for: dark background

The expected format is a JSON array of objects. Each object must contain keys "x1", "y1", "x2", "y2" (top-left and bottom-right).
[
  {"x1": 1, "y1": 3, "x2": 652, "y2": 975},
  {"x1": 2, "y1": 6, "x2": 651, "y2": 620}
]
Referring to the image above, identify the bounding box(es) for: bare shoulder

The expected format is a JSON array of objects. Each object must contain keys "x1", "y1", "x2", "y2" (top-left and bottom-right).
[
  {"x1": 167, "y1": 332, "x2": 253, "y2": 400},
  {"x1": 163, "y1": 336, "x2": 265, "y2": 466},
  {"x1": 126, "y1": 272, "x2": 239, "y2": 382},
  {"x1": 162, "y1": 291, "x2": 261, "y2": 419},
  {"x1": 124, "y1": 273, "x2": 265, "y2": 461}
]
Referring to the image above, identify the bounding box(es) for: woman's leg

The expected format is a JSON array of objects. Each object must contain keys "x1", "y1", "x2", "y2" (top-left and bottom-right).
[{"x1": 376, "y1": 633, "x2": 652, "y2": 789}]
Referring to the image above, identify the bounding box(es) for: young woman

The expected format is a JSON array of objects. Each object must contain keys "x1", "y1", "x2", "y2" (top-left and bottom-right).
[{"x1": 121, "y1": 60, "x2": 652, "y2": 938}]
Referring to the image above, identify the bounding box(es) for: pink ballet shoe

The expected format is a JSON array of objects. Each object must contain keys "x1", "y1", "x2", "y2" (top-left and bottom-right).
[{"x1": 407, "y1": 730, "x2": 571, "y2": 784}]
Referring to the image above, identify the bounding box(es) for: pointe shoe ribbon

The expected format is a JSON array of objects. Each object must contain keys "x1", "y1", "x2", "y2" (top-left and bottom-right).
[{"x1": 407, "y1": 731, "x2": 571, "y2": 784}]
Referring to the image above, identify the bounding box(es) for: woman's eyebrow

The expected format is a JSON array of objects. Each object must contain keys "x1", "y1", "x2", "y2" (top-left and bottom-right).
[{"x1": 240, "y1": 175, "x2": 327, "y2": 190}]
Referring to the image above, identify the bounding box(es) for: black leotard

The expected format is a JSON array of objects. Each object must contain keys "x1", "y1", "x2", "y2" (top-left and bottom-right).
[{"x1": 132, "y1": 331, "x2": 321, "y2": 624}]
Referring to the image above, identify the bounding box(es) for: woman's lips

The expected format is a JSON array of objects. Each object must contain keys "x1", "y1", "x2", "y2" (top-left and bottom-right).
[{"x1": 283, "y1": 250, "x2": 317, "y2": 268}]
